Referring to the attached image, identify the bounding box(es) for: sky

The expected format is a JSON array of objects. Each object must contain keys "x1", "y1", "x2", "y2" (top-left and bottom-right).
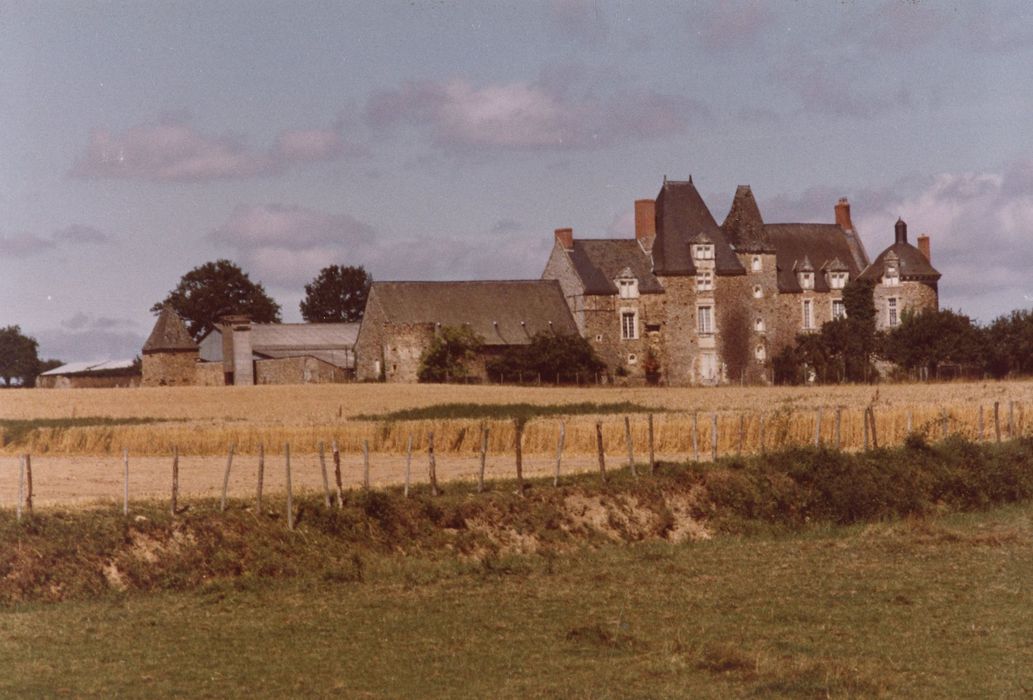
[{"x1": 3, "y1": 0, "x2": 1033, "y2": 363}]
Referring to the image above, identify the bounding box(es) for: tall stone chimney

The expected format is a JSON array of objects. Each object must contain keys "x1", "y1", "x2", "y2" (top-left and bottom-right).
[
  {"x1": 895, "y1": 218, "x2": 908, "y2": 245},
  {"x1": 834, "y1": 197, "x2": 854, "y2": 231},
  {"x1": 554, "y1": 228, "x2": 573, "y2": 251},
  {"x1": 634, "y1": 199, "x2": 656, "y2": 249},
  {"x1": 917, "y1": 234, "x2": 930, "y2": 261}
]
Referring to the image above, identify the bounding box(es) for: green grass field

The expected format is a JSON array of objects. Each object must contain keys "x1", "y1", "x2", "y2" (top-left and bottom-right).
[{"x1": 3, "y1": 503, "x2": 1033, "y2": 698}]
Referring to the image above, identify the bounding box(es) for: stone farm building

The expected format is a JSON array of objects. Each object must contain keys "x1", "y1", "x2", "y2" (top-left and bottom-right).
[
  {"x1": 354, "y1": 280, "x2": 578, "y2": 382},
  {"x1": 142, "y1": 306, "x2": 357, "y2": 386},
  {"x1": 540, "y1": 177, "x2": 940, "y2": 385},
  {"x1": 37, "y1": 359, "x2": 140, "y2": 389}
]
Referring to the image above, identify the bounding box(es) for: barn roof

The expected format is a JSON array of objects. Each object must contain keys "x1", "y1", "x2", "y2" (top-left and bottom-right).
[
  {"x1": 142, "y1": 306, "x2": 197, "y2": 354},
  {"x1": 567, "y1": 239, "x2": 663, "y2": 295},
  {"x1": 366, "y1": 280, "x2": 578, "y2": 346},
  {"x1": 764, "y1": 224, "x2": 866, "y2": 293}
]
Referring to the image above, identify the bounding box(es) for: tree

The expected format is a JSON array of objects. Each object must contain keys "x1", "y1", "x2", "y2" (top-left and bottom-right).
[
  {"x1": 151, "y1": 260, "x2": 281, "y2": 341},
  {"x1": 983, "y1": 308, "x2": 1033, "y2": 378},
  {"x1": 486, "y1": 332, "x2": 605, "y2": 383},
  {"x1": 300, "y1": 265, "x2": 372, "y2": 323},
  {"x1": 883, "y1": 308, "x2": 982, "y2": 378},
  {"x1": 418, "y1": 326, "x2": 483, "y2": 382},
  {"x1": 0, "y1": 326, "x2": 41, "y2": 387},
  {"x1": 718, "y1": 304, "x2": 752, "y2": 384},
  {"x1": 840, "y1": 278, "x2": 878, "y2": 383}
]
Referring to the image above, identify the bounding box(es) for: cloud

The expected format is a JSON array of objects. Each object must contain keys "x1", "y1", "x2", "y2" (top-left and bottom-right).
[
  {"x1": 71, "y1": 116, "x2": 362, "y2": 183},
  {"x1": 547, "y1": 0, "x2": 608, "y2": 44},
  {"x1": 696, "y1": 1, "x2": 775, "y2": 51},
  {"x1": 366, "y1": 70, "x2": 705, "y2": 154},
  {"x1": 210, "y1": 203, "x2": 377, "y2": 286},
  {"x1": 60, "y1": 312, "x2": 134, "y2": 332},
  {"x1": 491, "y1": 219, "x2": 522, "y2": 234},
  {"x1": 35, "y1": 327, "x2": 144, "y2": 363},
  {"x1": 0, "y1": 223, "x2": 109, "y2": 258}
]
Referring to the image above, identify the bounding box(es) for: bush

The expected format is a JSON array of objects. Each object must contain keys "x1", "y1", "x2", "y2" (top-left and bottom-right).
[{"x1": 486, "y1": 332, "x2": 605, "y2": 383}]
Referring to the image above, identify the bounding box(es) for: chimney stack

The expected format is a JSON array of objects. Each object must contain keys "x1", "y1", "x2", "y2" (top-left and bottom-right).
[
  {"x1": 634, "y1": 199, "x2": 656, "y2": 246},
  {"x1": 554, "y1": 227, "x2": 574, "y2": 251},
  {"x1": 895, "y1": 218, "x2": 908, "y2": 245},
  {"x1": 834, "y1": 197, "x2": 854, "y2": 231},
  {"x1": 917, "y1": 234, "x2": 930, "y2": 262}
]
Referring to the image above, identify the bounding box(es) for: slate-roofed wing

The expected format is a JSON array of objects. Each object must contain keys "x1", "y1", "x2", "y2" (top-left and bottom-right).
[
  {"x1": 764, "y1": 224, "x2": 866, "y2": 293},
  {"x1": 568, "y1": 240, "x2": 663, "y2": 295}
]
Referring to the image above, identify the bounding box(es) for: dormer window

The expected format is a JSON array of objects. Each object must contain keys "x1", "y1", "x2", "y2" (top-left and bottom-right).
[
  {"x1": 799, "y1": 271, "x2": 814, "y2": 290},
  {"x1": 828, "y1": 271, "x2": 848, "y2": 289},
  {"x1": 692, "y1": 243, "x2": 714, "y2": 260},
  {"x1": 617, "y1": 278, "x2": 639, "y2": 299},
  {"x1": 751, "y1": 256, "x2": 762, "y2": 272},
  {"x1": 696, "y1": 270, "x2": 713, "y2": 292}
]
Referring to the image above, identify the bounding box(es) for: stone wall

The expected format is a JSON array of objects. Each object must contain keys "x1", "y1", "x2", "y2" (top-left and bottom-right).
[
  {"x1": 582, "y1": 291, "x2": 665, "y2": 380},
  {"x1": 541, "y1": 243, "x2": 587, "y2": 333},
  {"x1": 37, "y1": 374, "x2": 141, "y2": 389},
  {"x1": 377, "y1": 323, "x2": 436, "y2": 383},
  {"x1": 142, "y1": 351, "x2": 198, "y2": 387},
  {"x1": 255, "y1": 356, "x2": 349, "y2": 385},
  {"x1": 195, "y1": 362, "x2": 226, "y2": 386},
  {"x1": 873, "y1": 280, "x2": 938, "y2": 331}
]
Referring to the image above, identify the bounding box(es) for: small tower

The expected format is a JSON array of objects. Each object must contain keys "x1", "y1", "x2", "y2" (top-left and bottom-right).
[
  {"x1": 859, "y1": 219, "x2": 941, "y2": 331},
  {"x1": 141, "y1": 306, "x2": 199, "y2": 386}
]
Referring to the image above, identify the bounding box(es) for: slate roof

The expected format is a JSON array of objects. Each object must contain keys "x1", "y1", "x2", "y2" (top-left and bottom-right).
[
  {"x1": 859, "y1": 243, "x2": 941, "y2": 282},
  {"x1": 142, "y1": 306, "x2": 197, "y2": 354},
  {"x1": 568, "y1": 239, "x2": 663, "y2": 295},
  {"x1": 198, "y1": 323, "x2": 359, "y2": 369},
  {"x1": 764, "y1": 224, "x2": 866, "y2": 293},
  {"x1": 367, "y1": 280, "x2": 578, "y2": 346},
  {"x1": 653, "y1": 179, "x2": 745, "y2": 276}
]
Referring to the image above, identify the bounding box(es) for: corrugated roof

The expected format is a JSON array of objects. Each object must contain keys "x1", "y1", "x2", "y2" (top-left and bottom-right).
[
  {"x1": 367, "y1": 280, "x2": 578, "y2": 346},
  {"x1": 765, "y1": 224, "x2": 866, "y2": 293},
  {"x1": 568, "y1": 240, "x2": 663, "y2": 295},
  {"x1": 197, "y1": 323, "x2": 358, "y2": 368},
  {"x1": 653, "y1": 179, "x2": 744, "y2": 276},
  {"x1": 41, "y1": 359, "x2": 137, "y2": 376},
  {"x1": 859, "y1": 242, "x2": 941, "y2": 282},
  {"x1": 142, "y1": 306, "x2": 197, "y2": 354}
]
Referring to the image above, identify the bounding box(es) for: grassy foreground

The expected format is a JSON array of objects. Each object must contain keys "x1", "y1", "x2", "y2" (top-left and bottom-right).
[{"x1": 2, "y1": 505, "x2": 1033, "y2": 697}]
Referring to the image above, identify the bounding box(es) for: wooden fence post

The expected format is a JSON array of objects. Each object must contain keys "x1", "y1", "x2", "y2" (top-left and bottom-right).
[
  {"x1": 710, "y1": 413, "x2": 718, "y2": 462},
  {"x1": 220, "y1": 444, "x2": 235, "y2": 512},
  {"x1": 994, "y1": 401, "x2": 1001, "y2": 443},
  {"x1": 978, "y1": 405, "x2": 985, "y2": 441},
  {"x1": 595, "y1": 421, "x2": 606, "y2": 482},
  {"x1": 814, "y1": 408, "x2": 822, "y2": 448},
  {"x1": 285, "y1": 443, "x2": 294, "y2": 530},
  {"x1": 759, "y1": 414, "x2": 766, "y2": 455},
  {"x1": 835, "y1": 408, "x2": 842, "y2": 450},
  {"x1": 941, "y1": 409, "x2": 948, "y2": 440},
  {"x1": 123, "y1": 448, "x2": 129, "y2": 516},
  {"x1": 256, "y1": 443, "x2": 265, "y2": 511},
  {"x1": 647, "y1": 414, "x2": 655, "y2": 475},
  {"x1": 863, "y1": 410, "x2": 870, "y2": 451},
  {"x1": 318, "y1": 442, "x2": 331, "y2": 507},
  {"x1": 428, "y1": 431, "x2": 439, "y2": 496},
  {"x1": 478, "y1": 425, "x2": 489, "y2": 493},
  {"x1": 404, "y1": 433, "x2": 413, "y2": 498},
  {"x1": 692, "y1": 413, "x2": 699, "y2": 462},
  {"x1": 25, "y1": 454, "x2": 32, "y2": 516},
  {"x1": 16, "y1": 455, "x2": 24, "y2": 522},
  {"x1": 362, "y1": 440, "x2": 371, "y2": 491},
  {"x1": 171, "y1": 446, "x2": 179, "y2": 516},
  {"x1": 624, "y1": 416, "x2": 636, "y2": 476},
  {"x1": 554, "y1": 420, "x2": 565, "y2": 487},
  {"x1": 514, "y1": 419, "x2": 525, "y2": 490},
  {"x1": 332, "y1": 440, "x2": 343, "y2": 508},
  {"x1": 738, "y1": 414, "x2": 745, "y2": 455},
  {"x1": 869, "y1": 407, "x2": 879, "y2": 449},
  {"x1": 1009, "y1": 401, "x2": 1015, "y2": 438}
]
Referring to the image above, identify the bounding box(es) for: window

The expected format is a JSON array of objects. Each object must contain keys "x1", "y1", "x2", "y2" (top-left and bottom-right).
[
  {"x1": 696, "y1": 270, "x2": 713, "y2": 292},
  {"x1": 754, "y1": 317, "x2": 766, "y2": 333},
  {"x1": 829, "y1": 271, "x2": 848, "y2": 289},
  {"x1": 755, "y1": 345, "x2": 767, "y2": 361},
  {"x1": 888, "y1": 298, "x2": 899, "y2": 327},
  {"x1": 692, "y1": 243, "x2": 714, "y2": 260},
  {"x1": 884, "y1": 262, "x2": 899, "y2": 287},
  {"x1": 627, "y1": 353, "x2": 637, "y2": 364},
  {"x1": 595, "y1": 334, "x2": 603, "y2": 342},
  {"x1": 832, "y1": 299, "x2": 846, "y2": 320},
  {"x1": 802, "y1": 299, "x2": 814, "y2": 330},
  {"x1": 698, "y1": 305, "x2": 713, "y2": 335},
  {"x1": 617, "y1": 278, "x2": 639, "y2": 299},
  {"x1": 751, "y1": 256, "x2": 762, "y2": 272},
  {"x1": 753, "y1": 285, "x2": 763, "y2": 299},
  {"x1": 799, "y1": 272, "x2": 814, "y2": 290},
  {"x1": 621, "y1": 310, "x2": 638, "y2": 340}
]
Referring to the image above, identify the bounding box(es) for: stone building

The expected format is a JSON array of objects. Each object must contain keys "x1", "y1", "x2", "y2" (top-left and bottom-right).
[
  {"x1": 37, "y1": 359, "x2": 140, "y2": 389},
  {"x1": 354, "y1": 280, "x2": 578, "y2": 382},
  {"x1": 141, "y1": 306, "x2": 199, "y2": 386},
  {"x1": 542, "y1": 177, "x2": 939, "y2": 386}
]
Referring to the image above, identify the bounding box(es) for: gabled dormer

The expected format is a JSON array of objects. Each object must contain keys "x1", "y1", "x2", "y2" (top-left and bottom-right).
[
  {"x1": 614, "y1": 266, "x2": 639, "y2": 299},
  {"x1": 794, "y1": 255, "x2": 815, "y2": 290},
  {"x1": 690, "y1": 232, "x2": 715, "y2": 262},
  {"x1": 823, "y1": 257, "x2": 850, "y2": 289},
  {"x1": 882, "y1": 250, "x2": 900, "y2": 287}
]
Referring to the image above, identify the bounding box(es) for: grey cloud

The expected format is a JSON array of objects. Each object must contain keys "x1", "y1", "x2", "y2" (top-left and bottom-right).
[
  {"x1": 547, "y1": 0, "x2": 608, "y2": 44},
  {"x1": 34, "y1": 327, "x2": 145, "y2": 363},
  {"x1": 60, "y1": 312, "x2": 134, "y2": 331},
  {"x1": 53, "y1": 224, "x2": 109, "y2": 244},
  {"x1": 696, "y1": 1, "x2": 775, "y2": 51},
  {"x1": 0, "y1": 234, "x2": 55, "y2": 258}
]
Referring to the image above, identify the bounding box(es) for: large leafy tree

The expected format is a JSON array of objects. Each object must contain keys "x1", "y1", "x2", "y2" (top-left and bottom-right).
[
  {"x1": 0, "y1": 325, "x2": 41, "y2": 387},
  {"x1": 983, "y1": 308, "x2": 1033, "y2": 378},
  {"x1": 300, "y1": 265, "x2": 372, "y2": 323},
  {"x1": 417, "y1": 326, "x2": 483, "y2": 382},
  {"x1": 151, "y1": 259, "x2": 281, "y2": 341},
  {"x1": 883, "y1": 308, "x2": 982, "y2": 377}
]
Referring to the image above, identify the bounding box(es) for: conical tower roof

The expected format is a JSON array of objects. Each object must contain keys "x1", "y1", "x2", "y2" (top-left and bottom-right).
[
  {"x1": 142, "y1": 305, "x2": 198, "y2": 354},
  {"x1": 721, "y1": 185, "x2": 771, "y2": 252}
]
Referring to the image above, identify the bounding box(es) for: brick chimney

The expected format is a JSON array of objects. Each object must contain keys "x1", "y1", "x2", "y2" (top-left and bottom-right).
[
  {"x1": 917, "y1": 234, "x2": 930, "y2": 261},
  {"x1": 554, "y1": 228, "x2": 573, "y2": 251},
  {"x1": 834, "y1": 197, "x2": 854, "y2": 231},
  {"x1": 634, "y1": 199, "x2": 656, "y2": 246}
]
